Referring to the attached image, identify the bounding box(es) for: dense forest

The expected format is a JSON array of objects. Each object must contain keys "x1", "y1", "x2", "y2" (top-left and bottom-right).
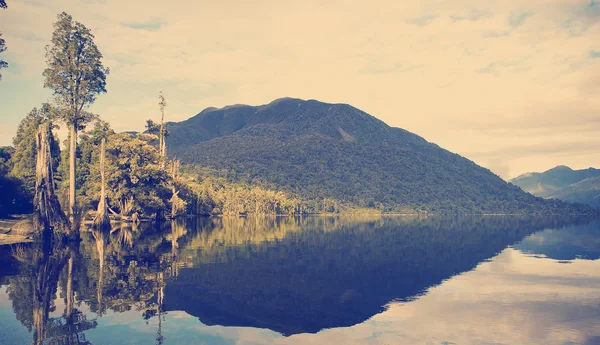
[{"x1": 165, "y1": 98, "x2": 598, "y2": 215}]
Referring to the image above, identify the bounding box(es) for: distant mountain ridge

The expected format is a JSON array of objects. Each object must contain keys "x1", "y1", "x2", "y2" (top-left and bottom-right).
[
  {"x1": 511, "y1": 166, "x2": 600, "y2": 208},
  {"x1": 164, "y1": 97, "x2": 595, "y2": 214}
]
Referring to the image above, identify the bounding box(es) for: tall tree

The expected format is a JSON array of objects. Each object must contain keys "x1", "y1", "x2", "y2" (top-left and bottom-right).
[{"x1": 43, "y1": 12, "x2": 109, "y2": 222}]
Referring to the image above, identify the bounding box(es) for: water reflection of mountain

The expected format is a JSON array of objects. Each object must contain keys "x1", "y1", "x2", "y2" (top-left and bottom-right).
[
  {"x1": 514, "y1": 220, "x2": 600, "y2": 261},
  {"x1": 1, "y1": 215, "x2": 595, "y2": 342},
  {"x1": 163, "y1": 216, "x2": 592, "y2": 336}
]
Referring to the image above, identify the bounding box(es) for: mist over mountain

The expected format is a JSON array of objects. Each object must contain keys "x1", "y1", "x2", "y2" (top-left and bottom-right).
[
  {"x1": 165, "y1": 98, "x2": 594, "y2": 214},
  {"x1": 511, "y1": 166, "x2": 600, "y2": 208}
]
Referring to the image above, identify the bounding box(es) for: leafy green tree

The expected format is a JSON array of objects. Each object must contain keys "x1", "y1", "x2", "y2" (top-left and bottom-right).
[
  {"x1": 145, "y1": 119, "x2": 160, "y2": 135},
  {"x1": 0, "y1": 147, "x2": 31, "y2": 217},
  {"x1": 11, "y1": 106, "x2": 61, "y2": 196},
  {"x1": 43, "y1": 12, "x2": 109, "y2": 219},
  {"x1": 101, "y1": 133, "x2": 171, "y2": 218},
  {"x1": 0, "y1": 146, "x2": 14, "y2": 174},
  {"x1": 77, "y1": 120, "x2": 114, "y2": 206}
]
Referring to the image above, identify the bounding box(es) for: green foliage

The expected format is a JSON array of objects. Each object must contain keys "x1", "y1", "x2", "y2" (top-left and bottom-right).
[
  {"x1": 0, "y1": 146, "x2": 14, "y2": 174},
  {"x1": 144, "y1": 119, "x2": 160, "y2": 135},
  {"x1": 0, "y1": 170, "x2": 30, "y2": 217},
  {"x1": 1, "y1": 106, "x2": 62, "y2": 218},
  {"x1": 167, "y1": 98, "x2": 598, "y2": 215},
  {"x1": 43, "y1": 12, "x2": 109, "y2": 126},
  {"x1": 100, "y1": 132, "x2": 171, "y2": 217},
  {"x1": 68, "y1": 120, "x2": 115, "y2": 206},
  {"x1": 11, "y1": 106, "x2": 61, "y2": 195},
  {"x1": 180, "y1": 175, "x2": 300, "y2": 216}
]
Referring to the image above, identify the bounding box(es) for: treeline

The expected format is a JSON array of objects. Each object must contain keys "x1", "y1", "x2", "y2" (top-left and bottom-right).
[
  {"x1": 0, "y1": 113, "x2": 314, "y2": 219},
  {"x1": 0, "y1": 109, "x2": 369, "y2": 220}
]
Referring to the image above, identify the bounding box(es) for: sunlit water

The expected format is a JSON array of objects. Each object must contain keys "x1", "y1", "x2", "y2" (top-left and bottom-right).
[{"x1": 0, "y1": 216, "x2": 599, "y2": 345}]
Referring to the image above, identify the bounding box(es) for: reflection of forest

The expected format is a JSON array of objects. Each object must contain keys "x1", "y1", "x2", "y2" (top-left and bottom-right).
[
  {"x1": 165, "y1": 215, "x2": 594, "y2": 335},
  {"x1": 2, "y1": 216, "x2": 595, "y2": 342}
]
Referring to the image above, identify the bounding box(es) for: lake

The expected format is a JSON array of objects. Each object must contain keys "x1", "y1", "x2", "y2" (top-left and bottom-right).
[{"x1": 0, "y1": 216, "x2": 599, "y2": 345}]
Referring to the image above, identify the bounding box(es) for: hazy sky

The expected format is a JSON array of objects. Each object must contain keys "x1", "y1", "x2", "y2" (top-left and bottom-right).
[{"x1": 0, "y1": 0, "x2": 599, "y2": 179}]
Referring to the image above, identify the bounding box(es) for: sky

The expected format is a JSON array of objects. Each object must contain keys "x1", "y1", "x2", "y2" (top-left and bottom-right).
[{"x1": 0, "y1": 0, "x2": 599, "y2": 179}]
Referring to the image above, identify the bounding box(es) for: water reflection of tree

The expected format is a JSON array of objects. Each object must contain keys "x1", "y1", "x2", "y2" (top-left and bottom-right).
[{"x1": 8, "y1": 237, "x2": 97, "y2": 345}]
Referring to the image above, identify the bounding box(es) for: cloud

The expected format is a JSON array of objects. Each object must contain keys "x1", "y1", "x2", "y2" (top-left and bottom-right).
[
  {"x1": 450, "y1": 9, "x2": 491, "y2": 22},
  {"x1": 508, "y1": 10, "x2": 534, "y2": 27},
  {"x1": 121, "y1": 18, "x2": 165, "y2": 31},
  {"x1": 481, "y1": 30, "x2": 511, "y2": 38},
  {"x1": 476, "y1": 60, "x2": 523, "y2": 74},
  {"x1": 405, "y1": 15, "x2": 436, "y2": 26}
]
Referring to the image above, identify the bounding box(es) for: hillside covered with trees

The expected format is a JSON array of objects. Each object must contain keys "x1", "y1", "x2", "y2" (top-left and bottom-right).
[{"x1": 165, "y1": 98, "x2": 596, "y2": 215}]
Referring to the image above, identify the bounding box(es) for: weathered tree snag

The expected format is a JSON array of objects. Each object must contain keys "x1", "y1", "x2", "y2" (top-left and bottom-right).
[
  {"x1": 68, "y1": 124, "x2": 76, "y2": 222},
  {"x1": 158, "y1": 91, "x2": 167, "y2": 169},
  {"x1": 93, "y1": 138, "x2": 111, "y2": 230},
  {"x1": 169, "y1": 159, "x2": 186, "y2": 218},
  {"x1": 34, "y1": 123, "x2": 69, "y2": 234}
]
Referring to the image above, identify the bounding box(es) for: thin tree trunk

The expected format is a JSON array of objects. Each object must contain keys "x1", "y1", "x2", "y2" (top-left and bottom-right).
[
  {"x1": 69, "y1": 124, "x2": 77, "y2": 226},
  {"x1": 159, "y1": 91, "x2": 167, "y2": 169},
  {"x1": 94, "y1": 138, "x2": 110, "y2": 230},
  {"x1": 170, "y1": 159, "x2": 185, "y2": 218}
]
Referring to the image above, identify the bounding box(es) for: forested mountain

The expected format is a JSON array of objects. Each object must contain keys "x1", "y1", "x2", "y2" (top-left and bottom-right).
[
  {"x1": 166, "y1": 98, "x2": 594, "y2": 214},
  {"x1": 511, "y1": 166, "x2": 600, "y2": 208}
]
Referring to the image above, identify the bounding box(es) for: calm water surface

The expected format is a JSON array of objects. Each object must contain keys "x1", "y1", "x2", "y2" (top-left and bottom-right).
[{"x1": 0, "y1": 216, "x2": 599, "y2": 345}]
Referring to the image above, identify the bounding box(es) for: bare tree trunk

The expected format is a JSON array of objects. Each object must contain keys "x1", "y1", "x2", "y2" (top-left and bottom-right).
[
  {"x1": 94, "y1": 138, "x2": 110, "y2": 230},
  {"x1": 68, "y1": 124, "x2": 77, "y2": 224},
  {"x1": 34, "y1": 123, "x2": 69, "y2": 233},
  {"x1": 159, "y1": 91, "x2": 167, "y2": 170},
  {"x1": 170, "y1": 159, "x2": 185, "y2": 218}
]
